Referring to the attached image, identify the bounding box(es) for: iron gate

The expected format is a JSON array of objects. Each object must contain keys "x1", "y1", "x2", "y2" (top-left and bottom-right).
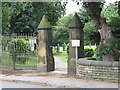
[{"x1": 1, "y1": 34, "x2": 38, "y2": 70}]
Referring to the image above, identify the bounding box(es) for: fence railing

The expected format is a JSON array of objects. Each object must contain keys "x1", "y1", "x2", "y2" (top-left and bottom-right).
[{"x1": 1, "y1": 34, "x2": 38, "y2": 70}]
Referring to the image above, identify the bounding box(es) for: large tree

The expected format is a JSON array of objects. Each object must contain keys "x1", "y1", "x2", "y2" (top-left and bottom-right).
[{"x1": 82, "y1": 1, "x2": 120, "y2": 61}]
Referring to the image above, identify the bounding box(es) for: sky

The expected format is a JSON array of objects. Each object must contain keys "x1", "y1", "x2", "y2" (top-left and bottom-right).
[{"x1": 65, "y1": 0, "x2": 120, "y2": 16}]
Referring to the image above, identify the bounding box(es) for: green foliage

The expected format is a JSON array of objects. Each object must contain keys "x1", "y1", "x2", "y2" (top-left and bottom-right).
[
  {"x1": 84, "y1": 48, "x2": 94, "y2": 57},
  {"x1": 109, "y1": 17, "x2": 120, "y2": 40},
  {"x1": 101, "y1": 3, "x2": 119, "y2": 23},
  {"x1": 67, "y1": 43, "x2": 69, "y2": 55},
  {"x1": 9, "y1": 39, "x2": 30, "y2": 64},
  {"x1": 83, "y1": 21, "x2": 100, "y2": 45},
  {"x1": 52, "y1": 14, "x2": 73, "y2": 44},
  {"x1": 82, "y1": 2, "x2": 120, "y2": 46},
  {"x1": 94, "y1": 38, "x2": 120, "y2": 61},
  {"x1": 77, "y1": 8, "x2": 100, "y2": 45},
  {"x1": 83, "y1": 2, "x2": 104, "y2": 18},
  {"x1": 1, "y1": 39, "x2": 9, "y2": 50},
  {"x1": 101, "y1": 3, "x2": 120, "y2": 42},
  {"x1": 2, "y1": 2, "x2": 65, "y2": 35},
  {"x1": 118, "y1": 1, "x2": 120, "y2": 15},
  {"x1": 77, "y1": 8, "x2": 90, "y2": 24},
  {"x1": 84, "y1": 45, "x2": 96, "y2": 50},
  {"x1": 2, "y1": 3, "x2": 12, "y2": 35}
]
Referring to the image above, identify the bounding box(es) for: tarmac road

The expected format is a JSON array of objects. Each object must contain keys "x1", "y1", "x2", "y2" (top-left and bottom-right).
[{"x1": 0, "y1": 81, "x2": 56, "y2": 88}]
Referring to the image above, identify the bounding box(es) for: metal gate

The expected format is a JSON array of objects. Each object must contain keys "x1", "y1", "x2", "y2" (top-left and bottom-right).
[{"x1": 1, "y1": 34, "x2": 38, "y2": 70}]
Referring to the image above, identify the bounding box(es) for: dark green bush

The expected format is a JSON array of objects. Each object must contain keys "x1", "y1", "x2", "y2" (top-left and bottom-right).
[
  {"x1": 84, "y1": 48, "x2": 94, "y2": 57},
  {"x1": 67, "y1": 43, "x2": 69, "y2": 55},
  {"x1": 94, "y1": 42, "x2": 120, "y2": 61},
  {"x1": 9, "y1": 39, "x2": 30, "y2": 64}
]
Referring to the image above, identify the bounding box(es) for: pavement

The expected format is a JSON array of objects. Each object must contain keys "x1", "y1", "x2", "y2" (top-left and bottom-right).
[
  {"x1": 1, "y1": 81, "x2": 56, "y2": 88},
  {"x1": 0, "y1": 53, "x2": 119, "y2": 88}
]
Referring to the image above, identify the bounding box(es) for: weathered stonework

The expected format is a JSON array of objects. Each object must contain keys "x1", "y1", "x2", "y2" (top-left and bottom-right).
[
  {"x1": 77, "y1": 58, "x2": 120, "y2": 82},
  {"x1": 37, "y1": 15, "x2": 54, "y2": 72},
  {"x1": 68, "y1": 13, "x2": 84, "y2": 74}
]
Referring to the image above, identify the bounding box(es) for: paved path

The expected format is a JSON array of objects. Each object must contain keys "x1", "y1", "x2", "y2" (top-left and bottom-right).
[
  {"x1": 53, "y1": 53, "x2": 67, "y2": 74},
  {"x1": 1, "y1": 81, "x2": 56, "y2": 88},
  {"x1": 0, "y1": 74, "x2": 118, "y2": 88}
]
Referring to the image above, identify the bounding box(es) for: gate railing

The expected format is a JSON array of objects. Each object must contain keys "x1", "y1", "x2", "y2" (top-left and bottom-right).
[{"x1": 1, "y1": 34, "x2": 38, "y2": 70}]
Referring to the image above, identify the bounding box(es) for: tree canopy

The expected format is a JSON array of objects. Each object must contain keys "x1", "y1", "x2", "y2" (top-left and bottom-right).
[
  {"x1": 2, "y1": 2, "x2": 65, "y2": 35},
  {"x1": 52, "y1": 14, "x2": 73, "y2": 46}
]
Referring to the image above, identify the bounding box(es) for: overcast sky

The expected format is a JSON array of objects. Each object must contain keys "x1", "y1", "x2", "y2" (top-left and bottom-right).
[{"x1": 65, "y1": 0, "x2": 120, "y2": 16}]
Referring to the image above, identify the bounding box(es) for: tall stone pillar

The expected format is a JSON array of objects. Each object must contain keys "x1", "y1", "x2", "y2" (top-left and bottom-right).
[
  {"x1": 68, "y1": 13, "x2": 84, "y2": 74},
  {"x1": 37, "y1": 15, "x2": 54, "y2": 72}
]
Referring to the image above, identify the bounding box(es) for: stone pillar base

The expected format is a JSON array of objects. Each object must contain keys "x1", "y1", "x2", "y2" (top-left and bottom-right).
[{"x1": 68, "y1": 58, "x2": 76, "y2": 74}]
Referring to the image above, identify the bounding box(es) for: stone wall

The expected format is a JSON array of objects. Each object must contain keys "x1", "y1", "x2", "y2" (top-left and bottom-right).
[{"x1": 77, "y1": 58, "x2": 120, "y2": 82}]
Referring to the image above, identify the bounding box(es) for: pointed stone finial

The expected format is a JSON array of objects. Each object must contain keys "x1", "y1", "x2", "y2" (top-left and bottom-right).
[
  {"x1": 69, "y1": 13, "x2": 84, "y2": 28},
  {"x1": 38, "y1": 15, "x2": 51, "y2": 30}
]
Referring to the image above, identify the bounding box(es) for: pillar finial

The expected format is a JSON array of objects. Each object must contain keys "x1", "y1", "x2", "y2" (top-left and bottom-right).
[
  {"x1": 38, "y1": 15, "x2": 51, "y2": 30},
  {"x1": 69, "y1": 13, "x2": 84, "y2": 29}
]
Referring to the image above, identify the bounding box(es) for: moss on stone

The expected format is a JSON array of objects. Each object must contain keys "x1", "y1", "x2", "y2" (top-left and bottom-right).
[
  {"x1": 38, "y1": 15, "x2": 51, "y2": 28},
  {"x1": 69, "y1": 13, "x2": 84, "y2": 28}
]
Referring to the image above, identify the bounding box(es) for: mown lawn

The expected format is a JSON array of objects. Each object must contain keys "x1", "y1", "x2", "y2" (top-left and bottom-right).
[
  {"x1": 59, "y1": 54, "x2": 68, "y2": 62},
  {"x1": 59, "y1": 47, "x2": 67, "y2": 53}
]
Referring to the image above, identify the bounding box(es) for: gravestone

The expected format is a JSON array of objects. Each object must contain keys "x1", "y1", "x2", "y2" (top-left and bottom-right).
[
  {"x1": 63, "y1": 43, "x2": 66, "y2": 51},
  {"x1": 95, "y1": 43, "x2": 96, "y2": 47},
  {"x1": 55, "y1": 46, "x2": 57, "y2": 52},
  {"x1": 68, "y1": 13, "x2": 85, "y2": 74},
  {"x1": 57, "y1": 44, "x2": 60, "y2": 53},
  {"x1": 37, "y1": 15, "x2": 54, "y2": 72}
]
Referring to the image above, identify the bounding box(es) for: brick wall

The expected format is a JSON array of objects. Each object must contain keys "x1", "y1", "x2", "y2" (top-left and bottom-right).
[{"x1": 77, "y1": 58, "x2": 120, "y2": 82}]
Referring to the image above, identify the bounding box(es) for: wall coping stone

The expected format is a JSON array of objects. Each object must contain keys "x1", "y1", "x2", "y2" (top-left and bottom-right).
[{"x1": 77, "y1": 58, "x2": 120, "y2": 67}]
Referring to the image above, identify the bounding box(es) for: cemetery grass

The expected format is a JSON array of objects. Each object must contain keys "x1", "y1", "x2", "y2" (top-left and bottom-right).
[
  {"x1": 2, "y1": 50, "x2": 37, "y2": 67},
  {"x1": 53, "y1": 51, "x2": 58, "y2": 55},
  {"x1": 59, "y1": 54, "x2": 68, "y2": 62},
  {"x1": 52, "y1": 47, "x2": 67, "y2": 55},
  {"x1": 59, "y1": 45, "x2": 96, "y2": 62},
  {"x1": 59, "y1": 47, "x2": 67, "y2": 53}
]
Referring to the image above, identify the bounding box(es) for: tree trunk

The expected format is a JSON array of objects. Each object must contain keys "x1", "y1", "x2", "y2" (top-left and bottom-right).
[
  {"x1": 97, "y1": 18, "x2": 115, "y2": 61},
  {"x1": 90, "y1": 17, "x2": 115, "y2": 61},
  {"x1": 83, "y1": 2, "x2": 115, "y2": 61}
]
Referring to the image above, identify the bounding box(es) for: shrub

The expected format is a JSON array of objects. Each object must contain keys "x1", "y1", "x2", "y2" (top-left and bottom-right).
[
  {"x1": 67, "y1": 43, "x2": 69, "y2": 55},
  {"x1": 84, "y1": 48, "x2": 94, "y2": 57},
  {"x1": 53, "y1": 52, "x2": 58, "y2": 55},
  {"x1": 9, "y1": 39, "x2": 30, "y2": 64},
  {"x1": 94, "y1": 43, "x2": 120, "y2": 61}
]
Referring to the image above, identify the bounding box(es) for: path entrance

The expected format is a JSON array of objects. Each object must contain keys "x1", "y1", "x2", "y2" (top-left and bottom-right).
[{"x1": 53, "y1": 53, "x2": 67, "y2": 74}]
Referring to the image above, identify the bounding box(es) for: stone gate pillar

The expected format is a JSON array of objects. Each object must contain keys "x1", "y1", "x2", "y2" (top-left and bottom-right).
[
  {"x1": 37, "y1": 15, "x2": 54, "y2": 72},
  {"x1": 68, "y1": 13, "x2": 84, "y2": 74}
]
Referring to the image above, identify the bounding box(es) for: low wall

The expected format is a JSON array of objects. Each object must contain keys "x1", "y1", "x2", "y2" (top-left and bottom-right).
[{"x1": 77, "y1": 58, "x2": 120, "y2": 82}]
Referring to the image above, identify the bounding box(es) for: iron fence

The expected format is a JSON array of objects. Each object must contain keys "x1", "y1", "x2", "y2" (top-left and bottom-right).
[{"x1": 1, "y1": 34, "x2": 38, "y2": 70}]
